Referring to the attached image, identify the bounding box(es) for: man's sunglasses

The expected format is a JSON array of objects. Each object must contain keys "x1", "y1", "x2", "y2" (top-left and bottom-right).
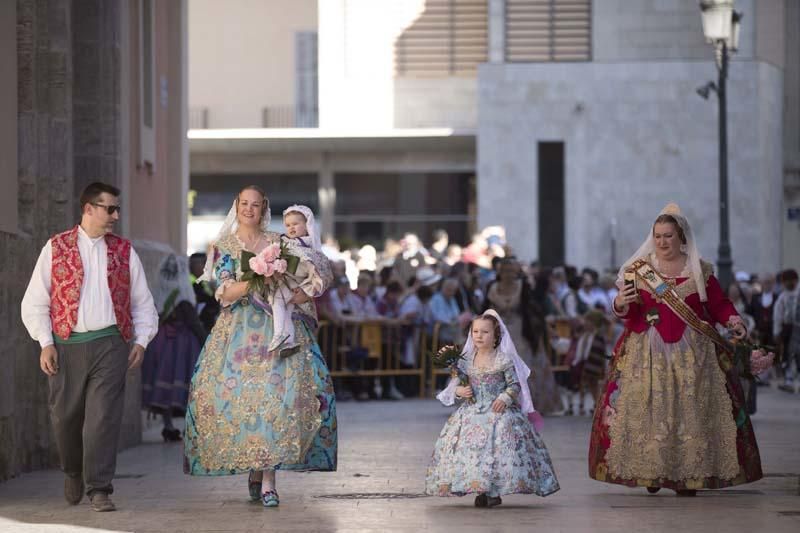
[{"x1": 91, "y1": 202, "x2": 122, "y2": 215}]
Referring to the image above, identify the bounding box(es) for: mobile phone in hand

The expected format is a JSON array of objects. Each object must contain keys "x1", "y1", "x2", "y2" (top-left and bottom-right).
[{"x1": 623, "y1": 270, "x2": 636, "y2": 292}]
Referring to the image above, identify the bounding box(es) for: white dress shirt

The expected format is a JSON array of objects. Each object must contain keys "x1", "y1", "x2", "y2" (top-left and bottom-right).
[{"x1": 21, "y1": 226, "x2": 159, "y2": 348}]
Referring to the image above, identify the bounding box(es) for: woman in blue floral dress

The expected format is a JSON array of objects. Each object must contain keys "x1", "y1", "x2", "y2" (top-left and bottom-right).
[
  {"x1": 425, "y1": 310, "x2": 560, "y2": 507},
  {"x1": 184, "y1": 186, "x2": 336, "y2": 508}
]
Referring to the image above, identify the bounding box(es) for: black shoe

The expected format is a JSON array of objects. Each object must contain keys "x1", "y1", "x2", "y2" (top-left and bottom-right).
[
  {"x1": 279, "y1": 344, "x2": 301, "y2": 358},
  {"x1": 646, "y1": 487, "x2": 660, "y2": 494},
  {"x1": 487, "y1": 496, "x2": 502, "y2": 507},
  {"x1": 64, "y1": 475, "x2": 84, "y2": 505},
  {"x1": 474, "y1": 493, "x2": 488, "y2": 507},
  {"x1": 162, "y1": 428, "x2": 182, "y2": 442}
]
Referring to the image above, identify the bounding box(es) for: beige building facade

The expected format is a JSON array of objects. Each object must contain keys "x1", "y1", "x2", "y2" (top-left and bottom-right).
[
  {"x1": 189, "y1": 0, "x2": 318, "y2": 128},
  {"x1": 188, "y1": 0, "x2": 795, "y2": 274},
  {"x1": 188, "y1": 0, "x2": 477, "y2": 253}
]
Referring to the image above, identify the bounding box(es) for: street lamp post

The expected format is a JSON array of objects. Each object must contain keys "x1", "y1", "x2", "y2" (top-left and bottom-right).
[{"x1": 698, "y1": 0, "x2": 742, "y2": 289}]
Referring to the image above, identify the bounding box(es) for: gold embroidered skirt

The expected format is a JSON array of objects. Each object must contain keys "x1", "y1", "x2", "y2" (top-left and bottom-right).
[{"x1": 589, "y1": 327, "x2": 762, "y2": 490}]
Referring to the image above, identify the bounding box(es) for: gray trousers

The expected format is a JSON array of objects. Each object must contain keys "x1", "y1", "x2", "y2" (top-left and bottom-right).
[{"x1": 49, "y1": 335, "x2": 129, "y2": 496}]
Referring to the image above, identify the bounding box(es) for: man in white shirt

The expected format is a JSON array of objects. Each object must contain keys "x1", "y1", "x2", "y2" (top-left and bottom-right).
[{"x1": 21, "y1": 182, "x2": 158, "y2": 512}]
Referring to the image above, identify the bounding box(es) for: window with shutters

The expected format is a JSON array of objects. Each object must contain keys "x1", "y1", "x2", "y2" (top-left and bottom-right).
[
  {"x1": 505, "y1": 0, "x2": 591, "y2": 62},
  {"x1": 295, "y1": 31, "x2": 319, "y2": 127},
  {"x1": 395, "y1": 0, "x2": 488, "y2": 77}
]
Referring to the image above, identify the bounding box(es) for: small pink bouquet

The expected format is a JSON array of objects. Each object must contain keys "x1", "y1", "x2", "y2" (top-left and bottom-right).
[
  {"x1": 241, "y1": 243, "x2": 287, "y2": 294},
  {"x1": 732, "y1": 340, "x2": 776, "y2": 381},
  {"x1": 749, "y1": 348, "x2": 775, "y2": 376}
]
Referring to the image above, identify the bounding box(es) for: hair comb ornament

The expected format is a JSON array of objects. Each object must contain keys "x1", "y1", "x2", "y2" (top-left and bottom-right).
[{"x1": 660, "y1": 203, "x2": 682, "y2": 216}]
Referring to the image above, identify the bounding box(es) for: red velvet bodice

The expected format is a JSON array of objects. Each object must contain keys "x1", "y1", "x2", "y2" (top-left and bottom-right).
[{"x1": 618, "y1": 274, "x2": 737, "y2": 343}]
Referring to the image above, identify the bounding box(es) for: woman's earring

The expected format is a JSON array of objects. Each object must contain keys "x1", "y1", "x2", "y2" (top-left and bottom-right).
[{"x1": 680, "y1": 243, "x2": 688, "y2": 253}]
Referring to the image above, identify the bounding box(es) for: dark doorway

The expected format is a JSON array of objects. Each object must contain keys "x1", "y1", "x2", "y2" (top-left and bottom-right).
[{"x1": 538, "y1": 142, "x2": 565, "y2": 267}]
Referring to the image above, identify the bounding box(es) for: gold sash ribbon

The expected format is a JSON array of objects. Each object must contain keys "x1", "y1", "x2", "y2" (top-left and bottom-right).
[{"x1": 629, "y1": 259, "x2": 733, "y2": 354}]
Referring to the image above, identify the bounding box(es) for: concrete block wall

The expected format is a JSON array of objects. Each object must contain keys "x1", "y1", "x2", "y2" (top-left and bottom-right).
[
  {"x1": 592, "y1": 0, "x2": 757, "y2": 62},
  {"x1": 477, "y1": 60, "x2": 784, "y2": 274},
  {"x1": 394, "y1": 77, "x2": 478, "y2": 130}
]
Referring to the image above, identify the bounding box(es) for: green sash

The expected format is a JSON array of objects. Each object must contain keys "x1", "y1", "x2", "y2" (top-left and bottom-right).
[{"x1": 52, "y1": 325, "x2": 121, "y2": 345}]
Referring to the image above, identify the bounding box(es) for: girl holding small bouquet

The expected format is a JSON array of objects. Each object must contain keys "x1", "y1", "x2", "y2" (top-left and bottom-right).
[{"x1": 425, "y1": 310, "x2": 560, "y2": 507}]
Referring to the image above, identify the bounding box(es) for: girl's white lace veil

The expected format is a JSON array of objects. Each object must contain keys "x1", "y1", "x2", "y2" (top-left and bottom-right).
[{"x1": 436, "y1": 309, "x2": 540, "y2": 428}]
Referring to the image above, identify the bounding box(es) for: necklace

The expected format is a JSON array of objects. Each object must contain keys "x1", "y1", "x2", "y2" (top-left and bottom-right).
[
  {"x1": 236, "y1": 230, "x2": 263, "y2": 251},
  {"x1": 473, "y1": 350, "x2": 495, "y2": 371},
  {"x1": 654, "y1": 255, "x2": 687, "y2": 278}
]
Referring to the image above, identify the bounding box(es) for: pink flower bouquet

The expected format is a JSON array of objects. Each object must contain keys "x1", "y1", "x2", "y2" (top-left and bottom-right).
[
  {"x1": 241, "y1": 243, "x2": 288, "y2": 294},
  {"x1": 732, "y1": 340, "x2": 776, "y2": 381},
  {"x1": 749, "y1": 348, "x2": 775, "y2": 376}
]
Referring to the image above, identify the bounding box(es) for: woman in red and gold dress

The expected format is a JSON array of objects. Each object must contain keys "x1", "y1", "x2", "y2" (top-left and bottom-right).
[{"x1": 588, "y1": 204, "x2": 762, "y2": 495}]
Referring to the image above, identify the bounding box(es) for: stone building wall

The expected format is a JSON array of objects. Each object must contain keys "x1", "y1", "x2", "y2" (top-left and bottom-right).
[
  {"x1": 477, "y1": 60, "x2": 784, "y2": 273},
  {"x1": 0, "y1": 0, "x2": 161, "y2": 482},
  {"x1": 0, "y1": 0, "x2": 77, "y2": 482}
]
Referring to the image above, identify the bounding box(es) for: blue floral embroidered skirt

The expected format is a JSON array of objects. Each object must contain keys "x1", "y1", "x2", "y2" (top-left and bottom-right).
[
  {"x1": 184, "y1": 300, "x2": 337, "y2": 475},
  {"x1": 425, "y1": 373, "x2": 559, "y2": 498}
]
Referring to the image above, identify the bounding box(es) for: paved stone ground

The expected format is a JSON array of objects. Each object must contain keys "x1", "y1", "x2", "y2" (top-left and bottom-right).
[{"x1": 0, "y1": 387, "x2": 798, "y2": 533}]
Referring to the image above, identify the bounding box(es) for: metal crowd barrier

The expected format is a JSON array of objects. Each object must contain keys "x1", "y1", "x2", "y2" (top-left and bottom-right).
[
  {"x1": 316, "y1": 320, "x2": 430, "y2": 398},
  {"x1": 316, "y1": 317, "x2": 620, "y2": 399}
]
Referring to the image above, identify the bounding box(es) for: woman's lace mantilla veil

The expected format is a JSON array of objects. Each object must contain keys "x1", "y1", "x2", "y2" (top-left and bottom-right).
[
  {"x1": 617, "y1": 202, "x2": 707, "y2": 301},
  {"x1": 199, "y1": 197, "x2": 272, "y2": 282}
]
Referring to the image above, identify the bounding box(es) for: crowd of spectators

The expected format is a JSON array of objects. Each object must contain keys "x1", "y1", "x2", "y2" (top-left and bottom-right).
[{"x1": 189, "y1": 226, "x2": 800, "y2": 408}]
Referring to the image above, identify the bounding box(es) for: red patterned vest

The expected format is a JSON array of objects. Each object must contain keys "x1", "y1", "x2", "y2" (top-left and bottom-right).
[{"x1": 50, "y1": 226, "x2": 134, "y2": 341}]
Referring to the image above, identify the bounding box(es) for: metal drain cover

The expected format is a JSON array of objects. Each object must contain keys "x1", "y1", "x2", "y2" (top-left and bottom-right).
[
  {"x1": 316, "y1": 492, "x2": 428, "y2": 500},
  {"x1": 703, "y1": 489, "x2": 764, "y2": 495}
]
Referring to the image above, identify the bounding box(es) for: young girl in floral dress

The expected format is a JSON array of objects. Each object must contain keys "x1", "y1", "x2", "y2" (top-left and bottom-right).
[{"x1": 425, "y1": 310, "x2": 560, "y2": 507}]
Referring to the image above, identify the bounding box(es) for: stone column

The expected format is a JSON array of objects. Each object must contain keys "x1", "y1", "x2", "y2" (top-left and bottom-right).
[
  {"x1": 488, "y1": 0, "x2": 506, "y2": 64},
  {"x1": 72, "y1": 0, "x2": 121, "y2": 199},
  {"x1": 3, "y1": 0, "x2": 78, "y2": 481}
]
